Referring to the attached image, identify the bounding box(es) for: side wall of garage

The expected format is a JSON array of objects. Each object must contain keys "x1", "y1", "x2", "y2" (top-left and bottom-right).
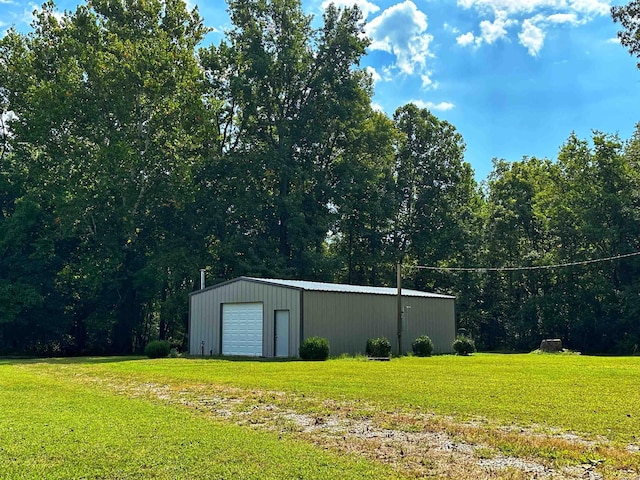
[
  {"x1": 189, "y1": 280, "x2": 301, "y2": 357},
  {"x1": 401, "y1": 296, "x2": 456, "y2": 354},
  {"x1": 302, "y1": 291, "x2": 455, "y2": 355}
]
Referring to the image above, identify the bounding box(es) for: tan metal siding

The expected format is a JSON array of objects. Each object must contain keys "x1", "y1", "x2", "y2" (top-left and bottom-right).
[
  {"x1": 189, "y1": 288, "x2": 219, "y2": 356},
  {"x1": 303, "y1": 291, "x2": 455, "y2": 355},
  {"x1": 402, "y1": 297, "x2": 456, "y2": 354},
  {"x1": 189, "y1": 279, "x2": 301, "y2": 357}
]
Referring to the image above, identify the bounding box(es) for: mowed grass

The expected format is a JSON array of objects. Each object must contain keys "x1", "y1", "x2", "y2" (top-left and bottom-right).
[
  {"x1": 0, "y1": 362, "x2": 405, "y2": 480},
  {"x1": 26, "y1": 353, "x2": 639, "y2": 443},
  {"x1": 2, "y1": 354, "x2": 639, "y2": 479}
]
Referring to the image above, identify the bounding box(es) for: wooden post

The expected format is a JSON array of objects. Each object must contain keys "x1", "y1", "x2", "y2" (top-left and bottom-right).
[{"x1": 397, "y1": 262, "x2": 402, "y2": 356}]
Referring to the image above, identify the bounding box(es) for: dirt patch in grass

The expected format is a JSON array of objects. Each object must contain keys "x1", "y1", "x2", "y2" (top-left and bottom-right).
[{"x1": 74, "y1": 376, "x2": 640, "y2": 480}]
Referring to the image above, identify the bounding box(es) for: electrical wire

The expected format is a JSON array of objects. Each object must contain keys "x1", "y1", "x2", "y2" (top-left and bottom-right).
[{"x1": 409, "y1": 251, "x2": 640, "y2": 273}]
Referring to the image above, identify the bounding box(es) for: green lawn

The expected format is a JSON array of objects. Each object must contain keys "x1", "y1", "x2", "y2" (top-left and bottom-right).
[
  {"x1": 2, "y1": 353, "x2": 639, "y2": 479},
  {"x1": 25, "y1": 353, "x2": 638, "y2": 442},
  {"x1": 0, "y1": 361, "x2": 404, "y2": 480}
]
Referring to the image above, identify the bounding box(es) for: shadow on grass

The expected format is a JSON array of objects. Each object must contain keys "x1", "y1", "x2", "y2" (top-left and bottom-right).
[
  {"x1": 1, "y1": 355, "x2": 303, "y2": 366},
  {"x1": 0, "y1": 356, "x2": 145, "y2": 365},
  {"x1": 182, "y1": 354, "x2": 301, "y2": 363}
]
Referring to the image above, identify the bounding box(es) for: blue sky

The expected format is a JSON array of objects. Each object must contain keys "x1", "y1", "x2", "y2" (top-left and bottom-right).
[{"x1": 1, "y1": 0, "x2": 639, "y2": 180}]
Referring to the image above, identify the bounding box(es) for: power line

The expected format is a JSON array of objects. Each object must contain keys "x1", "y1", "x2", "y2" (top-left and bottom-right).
[{"x1": 409, "y1": 251, "x2": 640, "y2": 273}]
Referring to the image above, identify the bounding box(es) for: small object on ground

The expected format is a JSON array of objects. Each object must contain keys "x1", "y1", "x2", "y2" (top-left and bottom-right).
[{"x1": 540, "y1": 338, "x2": 563, "y2": 353}]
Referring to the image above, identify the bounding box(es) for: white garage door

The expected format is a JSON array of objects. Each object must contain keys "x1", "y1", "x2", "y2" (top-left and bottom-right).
[{"x1": 222, "y1": 303, "x2": 263, "y2": 356}]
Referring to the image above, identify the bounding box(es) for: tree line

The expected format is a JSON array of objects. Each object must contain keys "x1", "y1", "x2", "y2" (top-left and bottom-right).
[{"x1": 1, "y1": 0, "x2": 639, "y2": 355}]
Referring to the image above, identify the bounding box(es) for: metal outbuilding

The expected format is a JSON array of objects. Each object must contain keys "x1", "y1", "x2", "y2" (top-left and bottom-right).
[{"x1": 189, "y1": 277, "x2": 455, "y2": 358}]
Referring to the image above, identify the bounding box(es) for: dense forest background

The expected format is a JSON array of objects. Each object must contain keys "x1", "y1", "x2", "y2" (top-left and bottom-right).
[{"x1": 2, "y1": 0, "x2": 640, "y2": 355}]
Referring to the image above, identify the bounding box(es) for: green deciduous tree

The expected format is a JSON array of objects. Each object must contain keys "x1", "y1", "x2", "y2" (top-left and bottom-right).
[
  {"x1": 329, "y1": 110, "x2": 398, "y2": 285},
  {"x1": 478, "y1": 157, "x2": 554, "y2": 350},
  {"x1": 0, "y1": 0, "x2": 208, "y2": 353},
  {"x1": 392, "y1": 104, "x2": 480, "y2": 294},
  {"x1": 3, "y1": 0, "x2": 639, "y2": 357},
  {"x1": 476, "y1": 130, "x2": 640, "y2": 353},
  {"x1": 199, "y1": 0, "x2": 372, "y2": 280},
  {"x1": 548, "y1": 131, "x2": 640, "y2": 353},
  {"x1": 612, "y1": 1, "x2": 640, "y2": 67}
]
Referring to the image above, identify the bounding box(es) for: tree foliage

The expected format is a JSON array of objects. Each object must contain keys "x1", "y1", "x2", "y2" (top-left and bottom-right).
[
  {"x1": 1, "y1": 0, "x2": 208, "y2": 354},
  {"x1": 612, "y1": 1, "x2": 640, "y2": 68},
  {"x1": 0, "y1": 0, "x2": 639, "y2": 356},
  {"x1": 198, "y1": 0, "x2": 371, "y2": 280},
  {"x1": 466, "y1": 130, "x2": 640, "y2": 353}
]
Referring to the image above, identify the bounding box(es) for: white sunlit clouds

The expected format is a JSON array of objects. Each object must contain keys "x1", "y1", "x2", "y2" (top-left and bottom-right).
[
  {"x1": 353, "y1": 1, "x2": 452, "y2": 112},
  {"x1": 518, "y1": 16, "x2": 546, "y2": 55},
  {"x1": 1, "y1": 110, "x2": 17, "y2": 139},
  {"x1": 366, "y1": 66, "x2": 382, "y2": 84},
  {"x1": 321, "y1": 0, "x2": 381, "y2": 18},
  {"x1": 365, "y1": 1, "x2": 434, "y2": 76},
  {"x1": 456, "y1": 32, "x2": 476, "y2": 47},
  {"x1": 479, "y1": 10, "x2": 517, "y2": 43},
  {"x1": 421, "y1": 72, "x2": 438, "y2": 90},
  {"x1": 320, "y1": 0, "x2": 435, "y2": 80},
  {"x1": 456, "y1": 9, "x2": 516, "y2": 47},
  {"x1": 455, "y1": 0, "x2": 611, "y2": 56},
  {"x1": 412, "y1": 100, "x2": 455, "y2": 111},
  {"x1": 455, "y1": 0, "x2": 609, "y2": 16}
]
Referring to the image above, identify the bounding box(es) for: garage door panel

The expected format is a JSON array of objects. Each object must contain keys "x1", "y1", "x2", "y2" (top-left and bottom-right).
[{"x1": 222, "y1": 303, "x2": 263, "y2": 356}]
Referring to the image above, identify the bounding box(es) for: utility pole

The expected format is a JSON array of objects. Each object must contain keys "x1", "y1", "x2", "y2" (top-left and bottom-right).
[{"x1": 397, "y1": 262, "x2": 402, "y2": 356}]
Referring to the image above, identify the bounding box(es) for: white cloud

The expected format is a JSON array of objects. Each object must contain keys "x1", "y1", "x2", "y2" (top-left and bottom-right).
[
  {"x1": 371, "y1": 102, "x2": 385, "y2": 112},
  {"x1": 413, "y1": 100, "x2": 455, "y2": 111},
  {"x1": 519, "y1": 17, "x2": 545, "y2": 55},
  {"x1": 421, "y1": 72, "x2": 438, "y2": 89},
  {"x1": 457, "y1": 10, "x2": 516, "y2": 48},
  {"x1": 479, "y1": 10, "x2": 516, "y2": 44},
  {"x1": 456, "y1": 0, "x2": 601, "y2": 16},
  {"x1": 431, "y1": 101, "x2": 455, "y2": 111},
  {"x1": 1, "y1": 110, "x2": 18, "y2": 139},
  {"x1": 546, "y1": 12, "x2": 579, "y2": 24},
  {"x1": 606, "y1": 37, "x2": 620, "y2": 44},
  {"x1": 365, "y1": 1, "x2": 434, "y2": 75},
  {"x1": 366, "y1": 66, "x2": 382, "y2": 84},
  {"x1": 456, "y1": 0, "x2": 611, "y2": 56},
  {"x1": 444, "y1": 22, "x2": 460, "y2": 34},
  {"x1": 322, "y1": 0, "x2": 381, "y2": 19},
  {"x1": 380, "y1": 65, "x2": 396, "y2": 81},
  {"x1": 456, "y1": 31, "x2": 477, "y2": 46},
  {"x1": 17, "y1": 3, "x2": 37, "y2": 24},
  {"x1": 568, "y1": 0, "x2": 610, "y2": 16}
]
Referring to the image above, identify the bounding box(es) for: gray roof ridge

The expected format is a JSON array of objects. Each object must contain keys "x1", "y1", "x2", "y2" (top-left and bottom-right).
[{"x1": 240, "y1": 276, "x2": 454, "y2": 299}]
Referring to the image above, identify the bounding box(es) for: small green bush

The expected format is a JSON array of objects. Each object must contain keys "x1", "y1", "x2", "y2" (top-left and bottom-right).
[
  {"x1": 299, "y1": 336, "x2": 330, "y2": 360},
  {"x1": 366, "y1": 337, "x2": 391, "y2": 357},
  {"x1": 412, "y1": 335, "x2": 434, "y2": 357},
  {"x1": 452, "y1": 335, "x2": 476, "y2": 356},
  {"x1": 169, "y1": 347, "x2": 179, "y2": 358},
  {"x1": 145, "y1": 340, "x2": 171, "y2": 359}
]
